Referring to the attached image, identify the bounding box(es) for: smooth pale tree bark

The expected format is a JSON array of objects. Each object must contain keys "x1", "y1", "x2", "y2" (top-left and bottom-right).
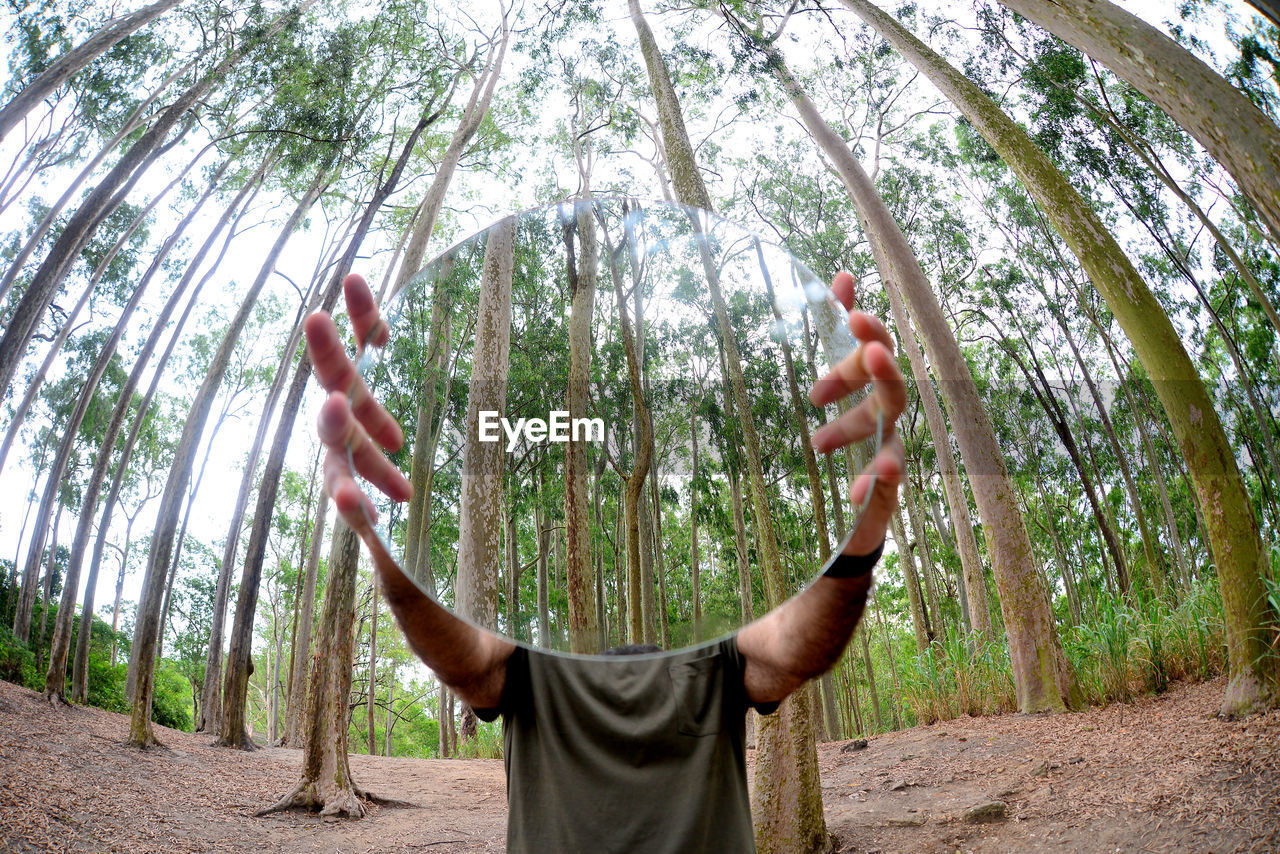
[
  {"x1": 0, "y1": 0, "x2": 184, "y2": 141},
  {"x1": 563, "y1": 201, "x2": 599, "y2": 653},
  {"x1": 130, "y1": 165, "x2": 328, "y2": 748},
  {"x1": 601, "y1": 215, "x2": 654, "y2": 646},
  {"x1": 283, "y1": 488, "x2": 326, "y2": 746},
  {"x1": 0, "y1": 2, "x2": 313, "y2": 395},
  {"x1": 996, "y1": 0, "x2": 1280, "y2": 249},
  {"x1": 842, "y1": 0, "x2": 1277, "y2": 715},
  {"x1": 43, "y1": 162, "x2": 228, "y2": 703},
  {"x1": 258, "y1": 521, "x2": 370, "y2": 817},
  {"x1": 762, "y1": 32, "x2": 1074, "y2": 712},
  {"x1": 453, "y1": 216, "x2": 514, "y2": 741},
  {"x1": 887, "y1": 281, "x2": 991, "y2": 638},
  {"x1": 219, "y1": 101, "x2": 441, "y2": 748},
  {"x1": 903, "y1": 477, "x2": 945, "y2": 638},
  {"x1": 628, "y1": 5, "x2": 826, "y2": 850}
]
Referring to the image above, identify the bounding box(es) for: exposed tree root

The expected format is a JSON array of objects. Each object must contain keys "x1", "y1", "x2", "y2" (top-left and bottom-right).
[
  {"x1": 256, "y1": 780, "x2": 366, "y2": 819},
  {"x1": 213, "y1": 729, "x2": 259, "y2": 751},
  {"x1": 42, "y1": 689, "x2": 71, "y2": 707}
]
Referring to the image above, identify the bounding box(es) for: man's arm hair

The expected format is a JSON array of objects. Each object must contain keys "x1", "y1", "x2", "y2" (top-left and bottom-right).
[
  {"x1": 736, "y1": 573, "x2": 873, "y2": 705},
  {"x1": 369, "y1": 536, "x2": 514, "y2": 709}
]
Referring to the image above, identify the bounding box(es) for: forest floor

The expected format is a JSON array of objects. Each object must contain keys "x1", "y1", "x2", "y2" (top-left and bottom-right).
[{"x1": 1, "y1": 675, "x2": 1278, "y2": 853}]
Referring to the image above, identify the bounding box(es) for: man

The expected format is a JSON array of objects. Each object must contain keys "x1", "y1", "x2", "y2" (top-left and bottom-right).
[{"x1": 304, "y1": 270, "x2": 906, "y2": 852}]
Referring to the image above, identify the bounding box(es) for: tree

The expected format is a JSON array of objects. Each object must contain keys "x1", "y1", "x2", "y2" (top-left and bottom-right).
[
  {"x1": 627, "y1": 3, "x2": 828, "y2": 850},
  {"x1": 0, "y1": 0, "x2": 184, "y2": 141},
  {"x1": 995, "y1": 0, "x2": 1280, "y2": 249},
  {"x1": 837, "y1": 0, "x2": 1278, "y2": 717}
]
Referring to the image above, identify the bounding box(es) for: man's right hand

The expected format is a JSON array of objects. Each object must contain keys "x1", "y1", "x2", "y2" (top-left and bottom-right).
[{"x1": 303, "y1": 273, "x2": 413, "y2": 535}]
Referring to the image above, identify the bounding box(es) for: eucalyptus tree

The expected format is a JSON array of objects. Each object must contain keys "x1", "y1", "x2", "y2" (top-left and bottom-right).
[
  {"x1": 0, "y1": 1, "x2": 318, "y2": 399},
  {"x1": 0, "y1": 0, "x2": 184, "y2": 141},
  {"x1": 220, "y1": 4, "x2": 512, "y2": 750},
  {"x1": 42, "y1": 158, "x2": 231, "y2": 703},
  {"x1": 726, "y1": 10, "x2": 1074, "y2": 713},
  {"x1": 835, "y1": 0, "x2": 1277, "y2": 716},
  {"x1": 628, "y1": 3, "x2": 829, "y2": 851},
  {"x1": 995, "y1": 0, "x2": 1280, "y2": 250}
]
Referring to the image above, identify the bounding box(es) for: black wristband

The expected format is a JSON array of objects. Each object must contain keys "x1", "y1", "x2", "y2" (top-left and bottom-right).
[{"x1": 823, "y1": 540, "x2": 884, "y2": 579}]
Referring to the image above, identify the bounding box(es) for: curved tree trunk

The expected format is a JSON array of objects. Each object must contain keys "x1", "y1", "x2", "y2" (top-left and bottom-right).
[
  {"x1": 42, "y1": 160, "x2": 227, "y2": 703},
  {"x1": 628, "y1": 5, "x2": 828, "y2": 850},
  {"x1": 761, "y1": 32, "x2": 1073, "y2": 712},
  {"x1": 130, "y1": 165, "x2": 328, "y2": 748},
  {"x1": 0, "y1": 0, "x2": 313, "y2": 395},
  {"x1": 0, "y1": 0, "x2": 184, "y2": 141},
  {"x1": 218, "y1": 100, "x2": 440, "y2": 748},
  {"x1": 841, "y1": 0, "x2": 1276, "y2": 716},
  {"x1": 996, "y1": 0, "x2": 1280, "y2": 249}
]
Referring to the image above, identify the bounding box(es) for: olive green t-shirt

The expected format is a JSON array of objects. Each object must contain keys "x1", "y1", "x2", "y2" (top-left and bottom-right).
[{"x1": 476, "y1": 636, "x2": 777, "y2": 853}]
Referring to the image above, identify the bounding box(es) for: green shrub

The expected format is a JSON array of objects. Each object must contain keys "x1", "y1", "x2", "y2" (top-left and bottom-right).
[
  {"x1": 0, "y1": 625, "x2": 39, "y2": 688},
  {"x1": 151, "y1": 662, "x2": 193, "y2": 731}
]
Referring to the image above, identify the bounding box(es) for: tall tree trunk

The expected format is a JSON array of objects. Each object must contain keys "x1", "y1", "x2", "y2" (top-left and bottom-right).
[
  {"x1": 258, "y1": 521, "x2": 369, "y2": 817},
  {"x1": 218, "y1": 99, "x2": 440, "y2": 748},
  {"x1": 762, "y1": 32, "x2": 1071, "y2": 711},
  {"x1": 563, "y1": 201, "x2": 599, "y2": 653},
  {"x1": 0, "y1": 2, "x2": 312, "y2": 394},
  {"x1": 886, "y1": 266, "x2": 991, "y2": 638},
  {"x1": 43, "y1": 160, "x2": 228, "y2": 702},
  {"x1": 995, "y1": 0, "x2": 1280, "y2": 248},
  {"x1": 0, "y1": 0, "x2": 184, "y2": 141},
  {"x1": 283, "y1": 488, "x2": 326, "y2": 746},
  {"x1": 1001, "y1": 323, "x2": 1130, "y2": 598},
  {"x1": 386, "y1": 15, "x2": 509, "y2": 300},
  {"x1": 367, "y1": 588, "x2": 378, "y2": 755},
  {"x1": 453, "y1": 215, "x2": 514, "y2": 740},
  {"x1": 840, "y1": 0, "x2": 1276, "y2": 715},
  {"x1": 601, "y1": 213, "x2": 653, "y2": 646},
  {"x1": 131, "y1": 164, "x2": 329, "y2": 748},
  {"x1": 628, "y1": 6, "x2": 827, "y2": 850}
]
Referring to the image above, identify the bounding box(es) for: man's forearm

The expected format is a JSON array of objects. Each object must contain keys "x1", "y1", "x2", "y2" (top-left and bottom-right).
[
  {"x1": 737, "y1": 574, "x2": 873, "y2": 704},
  {"x1": 368, "y1": 537, "x2": 513, "y2": 708}
]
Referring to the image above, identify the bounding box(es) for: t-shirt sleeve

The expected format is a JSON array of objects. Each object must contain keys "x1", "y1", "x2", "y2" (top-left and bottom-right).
[
  {"x1": 723, "y1": 636, "x2": 780, "y2": 716},
  {"x1": 472, "y1": 645, "x2": 530, "y2": 722}
]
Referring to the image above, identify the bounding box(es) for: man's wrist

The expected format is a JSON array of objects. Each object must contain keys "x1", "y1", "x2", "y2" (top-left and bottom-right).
[{"x1": 823, "y1": 539, "x2": 885, "y2": 580}]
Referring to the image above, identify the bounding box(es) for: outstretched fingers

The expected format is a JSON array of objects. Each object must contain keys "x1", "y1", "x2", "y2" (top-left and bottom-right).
[
  {"x1": 318, "y1": 391, "x2": 412, "y2": 508},
  {"x1": 842, "y1": 435, "x2": 905, "y2": 556},
  {"x1": 809, "y1": 340, "x2": 907, "y2": 451},
  {"x1": 304, "y1": 311, "x2": 404, "y2": 452}
]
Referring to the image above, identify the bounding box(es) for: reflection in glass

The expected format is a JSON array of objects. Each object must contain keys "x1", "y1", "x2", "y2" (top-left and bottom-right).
[{"x1": 356, "y1": 199, "x2": 879, "y2": 654}]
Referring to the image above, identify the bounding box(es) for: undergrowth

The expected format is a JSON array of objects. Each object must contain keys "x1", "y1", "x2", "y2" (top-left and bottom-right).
[{"x1": 900, "y1": 578, "x2": 1228, "y2": 722}]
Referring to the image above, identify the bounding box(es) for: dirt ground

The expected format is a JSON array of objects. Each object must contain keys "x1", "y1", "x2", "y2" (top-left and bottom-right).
[{"x1": 1, "y1": 676, "x2": 1277, "y2": 853}]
